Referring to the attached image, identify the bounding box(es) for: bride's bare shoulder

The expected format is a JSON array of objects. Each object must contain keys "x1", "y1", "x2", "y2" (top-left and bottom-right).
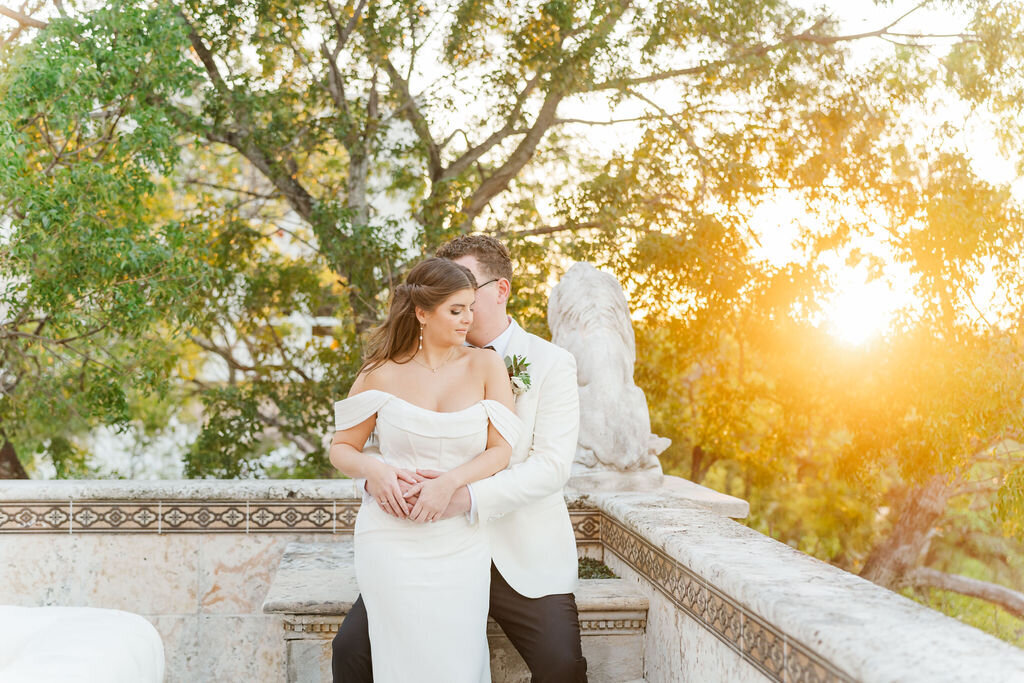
[
  {"x1": 465, "y1": 347, "x2": 506, "y2": 378},
  {"x1": 350, "y1": 360, "x2": 406, "y2": 395}
]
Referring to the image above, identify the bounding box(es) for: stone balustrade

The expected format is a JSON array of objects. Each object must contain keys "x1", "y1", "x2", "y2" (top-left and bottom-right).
[{"x1": 1, "y1": 478, "x2": 1023, "y2": 682}]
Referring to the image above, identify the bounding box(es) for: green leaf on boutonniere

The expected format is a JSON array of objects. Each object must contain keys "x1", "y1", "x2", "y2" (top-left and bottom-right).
[{"x1": 504, "y1": 354, "x2": 532, "y2": 396}]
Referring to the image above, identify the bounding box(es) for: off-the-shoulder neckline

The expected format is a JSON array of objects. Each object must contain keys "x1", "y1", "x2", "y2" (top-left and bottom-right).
[{"x1": 347, "y1": 389, "x2": 497, "y2": 416}]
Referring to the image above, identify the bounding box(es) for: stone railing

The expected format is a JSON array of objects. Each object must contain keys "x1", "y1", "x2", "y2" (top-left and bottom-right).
[{"x1": 2, "y1": 479, "x2": 1023, "y2": 682}]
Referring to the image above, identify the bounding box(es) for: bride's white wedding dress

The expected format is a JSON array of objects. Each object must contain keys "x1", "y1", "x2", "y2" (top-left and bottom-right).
[{"x1": 334, "y1": 389, "x2": 523, "y2": 683}]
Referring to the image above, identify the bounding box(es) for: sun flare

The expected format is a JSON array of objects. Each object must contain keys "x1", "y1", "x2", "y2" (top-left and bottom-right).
[{"x1": 824, "y1": 277, "x2": 898, "y2": 346}]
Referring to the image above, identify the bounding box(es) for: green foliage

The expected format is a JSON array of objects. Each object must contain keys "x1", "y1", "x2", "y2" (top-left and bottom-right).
[
  {"x1": 2, "y1": 0, "x2": 1024, "y2": 646},
  {"x1": 0, "y1": 2, "x2": 209, "y2": 467},
  {"x1": 578, "y1": 556, "x2": 617, "y2": 580},
  {"x1": 997, "y1": 466, "x2": 1024, "y2": 537}
]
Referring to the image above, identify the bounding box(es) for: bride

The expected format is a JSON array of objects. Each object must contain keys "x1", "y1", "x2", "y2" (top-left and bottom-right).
[{"x1": 329, "y1": 257, "x2": 522, "y2": 682}]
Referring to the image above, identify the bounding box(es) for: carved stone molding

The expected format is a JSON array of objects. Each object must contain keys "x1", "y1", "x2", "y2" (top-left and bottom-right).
[{"x1": 600, "y1": 516, "x2": 851, "y2": 683}]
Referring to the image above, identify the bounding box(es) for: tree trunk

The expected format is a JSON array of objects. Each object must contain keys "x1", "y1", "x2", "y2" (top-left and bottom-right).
[
  {"x1": 860, "y1": 474, "x2": 953, "y2": 588},
  {"x1": 343, "y1": 149, "x2": 379, "y2": 334},
  {"x1": 690, "y1": 444, "x2": 717, "y2": 482},
  {"x1": 0, "y1": 439, "x2": 28, "y2": 479}
]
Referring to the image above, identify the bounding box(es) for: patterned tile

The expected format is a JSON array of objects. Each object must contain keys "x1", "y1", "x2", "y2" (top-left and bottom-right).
[
  {"x1": 71, "y1": 502, "x2": 161, "y2": 532},
  {"x1": 786, "y1": 643, "x2": 836, "y2": 683},
  {"x1": 742, "y1": 613, "x2": 786, "y2": 680},
  {"x1": 160, "y1": 503, "x2": 249, "y2": 532},
  {"x1": 247, "y1": 503, "x2": 337, "y2": 532},
  {"x1": 707, "y1": 591, "x2": 742, "y2": 645},
  {"x1": 334, "y1": 502, "x2": 359, "y2": 532},
  {"x1": 0, "y1": 499, "x2": 364, "y2": 534},
  {"x1": 570, "y1": 510, "x2": 601, "y2": 541},
  {"x1": 0, "y1": 503, "x2": 70, "y2": 532}
]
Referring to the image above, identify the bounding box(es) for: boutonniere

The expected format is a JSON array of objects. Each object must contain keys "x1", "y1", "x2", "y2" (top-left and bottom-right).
[{"x1": 505, "y1": 354, "x2": 532, "y2": 397}]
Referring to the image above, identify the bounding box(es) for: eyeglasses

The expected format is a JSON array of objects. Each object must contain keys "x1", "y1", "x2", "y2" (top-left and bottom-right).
[{"x1": 475, "y1": 278, "x2": 499, "y2": 290}]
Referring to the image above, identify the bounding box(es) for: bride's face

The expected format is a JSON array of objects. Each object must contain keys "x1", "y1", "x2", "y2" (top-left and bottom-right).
[{"x1": 418, "y1": 288, "x2": 475, "y2": 346}]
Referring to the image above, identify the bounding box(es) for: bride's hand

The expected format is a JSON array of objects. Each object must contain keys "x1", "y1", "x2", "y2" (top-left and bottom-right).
[
  {"x1": 408, "y1": 475, "x2": 457, "y2": 523},
  {"x1": 365, "y1": 461, "x2": 415, "y2": 518}
]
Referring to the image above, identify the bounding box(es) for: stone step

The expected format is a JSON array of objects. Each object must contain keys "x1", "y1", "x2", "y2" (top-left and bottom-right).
[{"x1": 264, "y1": 541, "x2": 649, "y2": 683}]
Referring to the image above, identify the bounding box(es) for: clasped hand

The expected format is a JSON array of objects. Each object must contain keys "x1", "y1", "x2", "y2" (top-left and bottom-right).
[{"x1": 365, "y1": 463, "x2": 465, "y2": 523}]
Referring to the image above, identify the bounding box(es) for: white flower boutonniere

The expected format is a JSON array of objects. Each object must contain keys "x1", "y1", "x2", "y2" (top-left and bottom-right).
[{"x1": 505, "y1": 354, "x2": 532, "y2": 397}]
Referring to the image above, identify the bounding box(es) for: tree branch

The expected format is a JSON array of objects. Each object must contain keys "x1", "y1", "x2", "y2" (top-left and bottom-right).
[
  {"x1": 553, "y1": 114, "x2": 669, "y2": 126},
  {"x1": 204, "y1": 128, "x2": 316, "y2": 222},
  {"x1": 185, "y1": 178, "x2": 278, "y2": 199},
  {"x1": 255, "y1": 409, "x2": 319, "y2": 455},
  {"x1": 951, "y1": 479, "x2": 1002, "y2": 498},
  {"x1": 906, "y1": 567, "x2": 1024, "y2": 620},
  {"x1": 450, "y1": 1, "x2": 633, "y2": 231},
  {"x1": 324, "y1": 0, "x2": 366, "y2": 59},
  {"x1": 438, "y1": 72, "x2": 542, "y2": 183},
  {"x1": 188, "y1": 334, "x2": 257, "y2": 373},
  {"x1": 587, "y1": 3, "x2": 940, "y2": 92},
  {"x1": 499, "y1": 220, "x2": 603, "y2": 238},
  {"x1": 263, "y1": 319, "x2": 313, "y2": 383},
  {"x1": 178, "y1": 10, "x2": 228, "y2": 93},
  {"x1": 175, "y1": 15, "x2": 320, "y2": 221},
  {"x1": 381, "y1": 57, "x2": 441, "y2": 181},
  {"x1": 0, "y1": 4, "x2": 47, "y2": 29},
  {"x1": 456, "y1": 88, "x2": 564, "y2": 231}
]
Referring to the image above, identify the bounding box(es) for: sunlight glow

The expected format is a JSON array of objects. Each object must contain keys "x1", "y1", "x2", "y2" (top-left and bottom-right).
[{"x1": 823, "y1": 274, "x2": 900, "y2": 346}]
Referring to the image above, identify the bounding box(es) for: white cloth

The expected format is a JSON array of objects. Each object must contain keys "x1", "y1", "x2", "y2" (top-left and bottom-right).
[
  {"x1": 334, "y1": 390, "x2": 523, "y2": 683},
  {"x1": 0, "y1": 606, "x2": 164, "y2": 683},
  {"x1": 470, "y1": 323, "x2": 581, "y2": 598}
]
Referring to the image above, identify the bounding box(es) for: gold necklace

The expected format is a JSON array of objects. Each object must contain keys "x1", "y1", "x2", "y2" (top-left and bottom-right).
[{"x1": 412, "y1": 346, "x2": 457, "y2": 373}]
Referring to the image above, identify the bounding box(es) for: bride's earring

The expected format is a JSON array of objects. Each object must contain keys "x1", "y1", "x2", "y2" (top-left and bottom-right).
[{"x1": 418, "y1": 324, "x2": 424, "y2": 352}]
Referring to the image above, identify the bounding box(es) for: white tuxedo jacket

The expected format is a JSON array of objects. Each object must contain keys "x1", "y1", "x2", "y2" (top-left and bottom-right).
[{"x1": 474, "y1": 323, "x2": 580, "y2": 599}]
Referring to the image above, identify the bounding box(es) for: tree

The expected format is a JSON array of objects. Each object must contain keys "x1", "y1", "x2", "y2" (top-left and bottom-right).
[
  {"x1": 0, "y1": 2, "x2": 210, "y2": 475},
  {"x1": 3, "y1": 0, "x2": 1024, "y2": 638}
]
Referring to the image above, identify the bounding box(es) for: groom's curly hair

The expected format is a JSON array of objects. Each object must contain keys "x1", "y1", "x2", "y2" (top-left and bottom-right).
[{"x1": 435, "y1": 235, "x2": 513, "y2": 283}]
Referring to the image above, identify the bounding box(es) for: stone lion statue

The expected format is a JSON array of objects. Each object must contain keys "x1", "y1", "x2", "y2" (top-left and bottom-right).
[{"x1": 548, "y1": 262, "x2": 669, "y2": 488}]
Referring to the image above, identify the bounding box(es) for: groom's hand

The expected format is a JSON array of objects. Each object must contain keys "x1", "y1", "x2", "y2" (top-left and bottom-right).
[{"x1": 415, "y1": 470, "x2": 471, "y2": 520}]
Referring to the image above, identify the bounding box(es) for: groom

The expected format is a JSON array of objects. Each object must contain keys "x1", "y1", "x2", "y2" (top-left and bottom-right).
[{"x1": 332, "y1": 235, "x2": 587, "y2": 682}]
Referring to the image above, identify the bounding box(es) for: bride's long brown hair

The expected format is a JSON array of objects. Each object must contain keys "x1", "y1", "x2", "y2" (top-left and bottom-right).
[{"x1": 361, "y1": 257, "x2": 477, "y2": 373}]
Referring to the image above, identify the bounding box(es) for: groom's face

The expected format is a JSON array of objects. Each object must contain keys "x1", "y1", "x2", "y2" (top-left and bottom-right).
[{"x1": 452, "y1": 255, "x2": 509, "y2": 339}]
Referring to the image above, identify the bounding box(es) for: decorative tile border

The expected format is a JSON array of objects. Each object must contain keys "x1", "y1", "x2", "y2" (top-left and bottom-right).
[
  {"x1": 601, "y1": 515, "x2": 851, "y2": 683},
  {"x1": 0, "y1": 503, "x2": 70, "y2": 532},
  {"x1": 0, "y1": 500, "x2": 594, "y2": 537},
  {"x1": 569, "y1": 509, "x2": 601, "y2": 542},
  {"x1": 0, "y1": 500, "x2": 362, "y2": 534}
]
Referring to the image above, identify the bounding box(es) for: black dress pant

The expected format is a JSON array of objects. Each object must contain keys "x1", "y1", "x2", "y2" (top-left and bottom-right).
[{"x1": 332, "y1": 562, "x2": 588, "y2": 682}]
